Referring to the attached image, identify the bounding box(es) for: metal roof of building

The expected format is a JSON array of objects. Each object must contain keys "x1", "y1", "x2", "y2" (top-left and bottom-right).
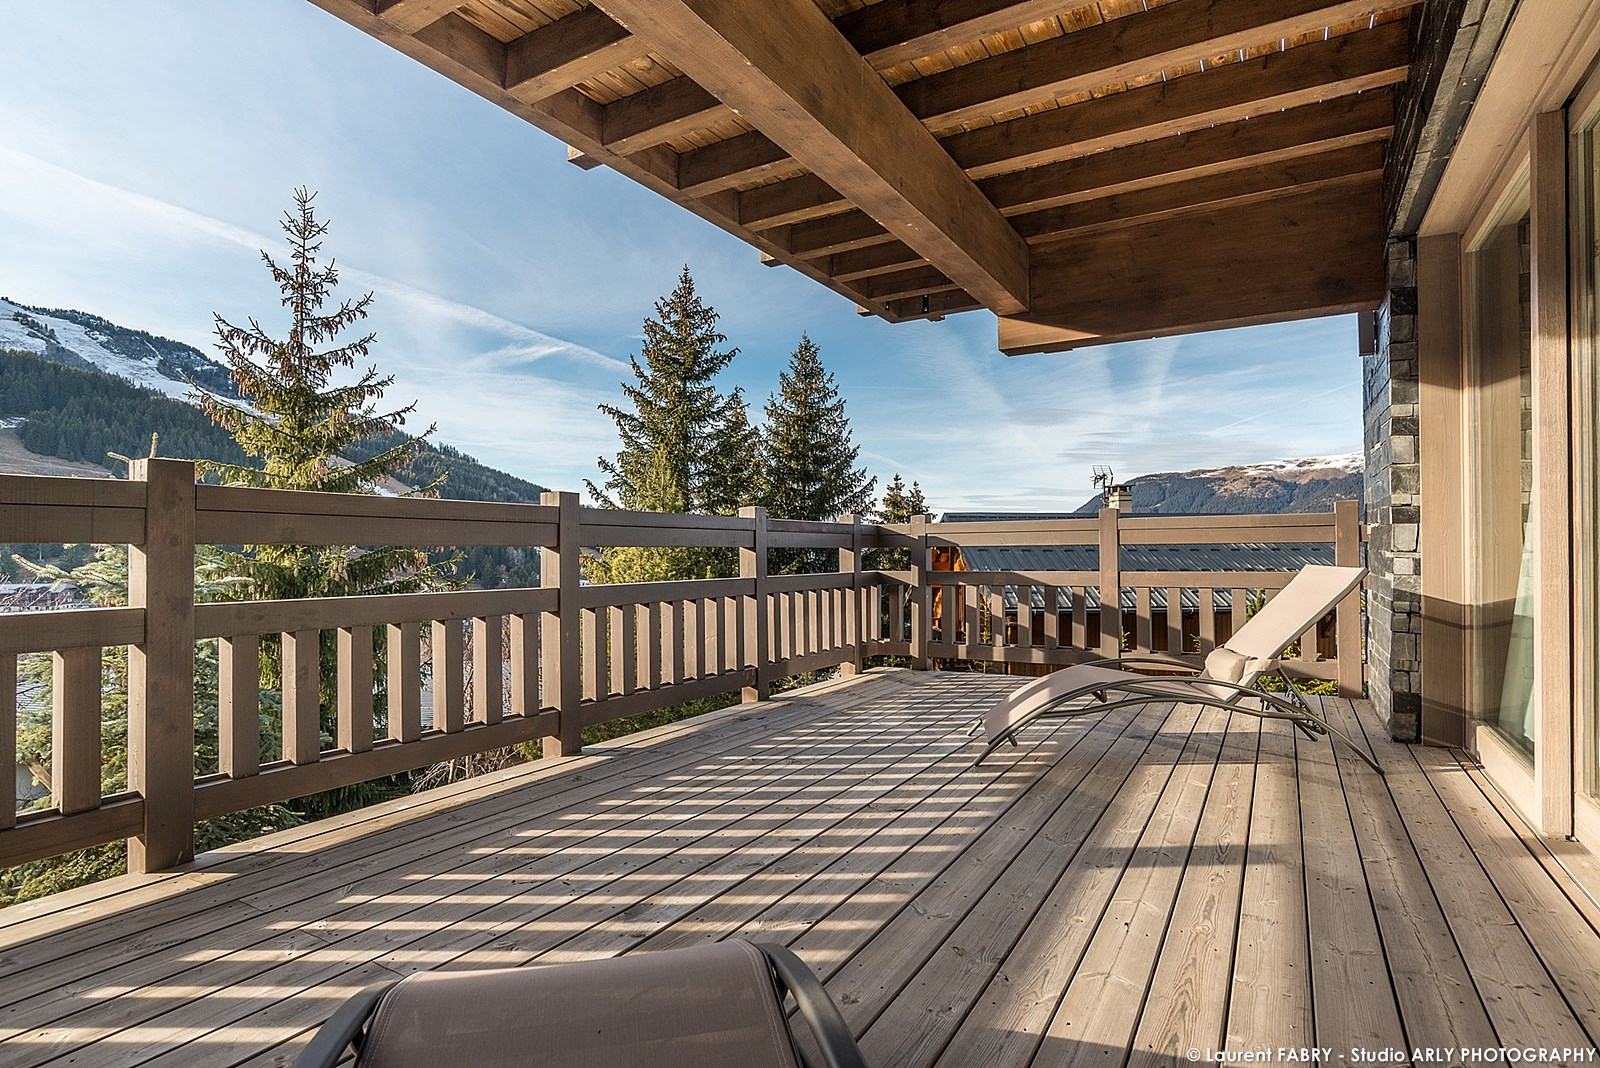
[{"x1": 950, "y1": 542, "x2": 1336, "y2": 612}]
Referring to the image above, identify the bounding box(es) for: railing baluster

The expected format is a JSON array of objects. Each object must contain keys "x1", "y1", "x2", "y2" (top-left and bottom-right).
[
  {"x1": 640, "y1": 603, "x2": 660, "y2": 689},
  {"x1": 51, "y1": 647, "x2": 101, "y2": 815},
  {"x1": 1072, "y1": 587, "x2": 1087, "y2": 650},
  {"x1": 0, "y1": 653, "x2": 14, "y2": 829},
  {"x1": 431, "y1": 619, "x2": 465, "y2": 733},
  {"x1": 666, "y1": 600, "x2": 685, "y2": 684},
  {"x1": 509, "y1": 613, "x2": 537, "y2": 717},
  {"x1": 219, "y1": 635, "x2": 260, "y2": 778},
  {"x1": 581, "y1": 607, "x2": 600, "y2": 702},
  {"x1": 1167, "y1": 588, "x2": 1185, "y2": 655},
  {"x1": 617, "y1": 605, "x2": 637, "y2": 695},
  {"x1": 1019, "y1": 584, "x2": 1035, "y2": 648},
  {"x1": 609, "y1": 606, "x2": 628, "y2": 695},
  {"x1": 683, "y1": 598, "x2": 701, "y2": 680},
  {"x1": 387, "y1": 621, "x2": 422, "y2": 742},
  {"x1": 991, "y1": 585, "x2": 1005, "y2": 650},
  {"x1": 473, "y1": 616, "x2": 503, "y2": 724},
  {"x1": 1042, "y1": 586, "x2": 1059, "y2": 650},
  {"x1": 338, "y1": 626, "x2": 375, "y2": 753},
  {"x1": 1135, "y1": 586, "x2": 1153, "y2": 654},
  {"x1": 1199, "y1": 590, "x2": 1217, "y2": 654},
  {"x1": 282, "y1": 630, "x2": 321, "y2": 764}
]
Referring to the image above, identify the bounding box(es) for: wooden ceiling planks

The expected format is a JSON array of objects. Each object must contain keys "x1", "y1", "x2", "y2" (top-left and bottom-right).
[{"x1": 308, "y1": 0, "x2": 1417, "y2": 350}]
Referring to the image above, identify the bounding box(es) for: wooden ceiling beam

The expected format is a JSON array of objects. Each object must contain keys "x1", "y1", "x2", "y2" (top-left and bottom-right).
[
  {"x1": 904, "y1": 0, "x2": 1414, "y2": 130},
  {"x1": 683, "y1": 18, "x2": 1406, "y2": 196},
  {"x1": 782, "y1": 212, "x2": 897, "y2": 259},
  {"x1": 800, "y1": 92, "x2": 1394, "y2": 281},
  {"x1": 1014, "y1": 141, "x2": 1385, "y2": 245},
  {"x1": 883, "y1": 289, "x2": 984, "y2": 322},
  {"x1": 854, "y1": 265, "x2": 961, "y2": 302},
  {"x1": 602, "y1": 77, "x2": 723, "y2": 155},
  {"x1": 742, "y1": 89, "x2": 1393, "y2": 233},
  {"x1": 997, "y1": 179, "x2": 1385, "y2": 354},
  {"x1": 838, "y1": 0, "x2": 1086, "y2": 69},
  {"x1": 505, "y1": 6, "x2": 653, "y2": 103},
  {"x1": 950, "y1": 20, "x2": 1409, "y2": 179},
  {"x1": 597, "y1": 0, "x2": 1120, "y2": 157},
  {"x1": 305, "y1": 1, "x2": 902, "y2": 320},
  {"x1": 978, "y1": 91, "x2": 1395, "y2": 214},
  {"x1": 825, "y1": 242, "x2": 927, "y2": 282},
  {"x1": 375, "y1": 0, "x2": 461, "y2": 34},
  {"x1": 594, "y1": 0, "x2": 1031, "y2": 314}
]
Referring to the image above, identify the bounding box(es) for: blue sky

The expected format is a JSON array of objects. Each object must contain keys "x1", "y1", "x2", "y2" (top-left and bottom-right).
[{"x1": 0, "y1": 1, "x2": 1363, "y2": 511}]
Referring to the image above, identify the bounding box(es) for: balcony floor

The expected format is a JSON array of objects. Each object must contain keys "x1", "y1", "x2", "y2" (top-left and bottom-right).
[{"x1": 1, "y1": 669, "x2": 1598, "y2": 1067}]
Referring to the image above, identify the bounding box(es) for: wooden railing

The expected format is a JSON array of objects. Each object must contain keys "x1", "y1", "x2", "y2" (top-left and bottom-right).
[
  {"x1": 0, "y1": 461, "x2": 1364, "y2": 875},
  {"x1": 900, "y1": 503, "x2": 1364, "y2": 688}
]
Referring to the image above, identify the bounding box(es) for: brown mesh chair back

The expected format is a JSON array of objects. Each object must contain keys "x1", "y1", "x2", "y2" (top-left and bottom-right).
[{"x1": 294, "y1": 941, "x2": 867, "y2": 1068}]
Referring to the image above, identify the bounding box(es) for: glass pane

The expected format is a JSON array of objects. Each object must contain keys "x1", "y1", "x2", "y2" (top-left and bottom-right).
[
  {"x1": 1468, "y1": 172, "x2": 1536, "y2": 760},
  {"x1": 1586, "y1": 122, "x2": 1600, "y2": 797}
]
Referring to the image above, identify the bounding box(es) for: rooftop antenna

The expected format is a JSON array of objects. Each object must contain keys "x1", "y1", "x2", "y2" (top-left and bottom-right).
[{"x1": 1091, "y1": 465, "x2": 1116, "y2": 495}]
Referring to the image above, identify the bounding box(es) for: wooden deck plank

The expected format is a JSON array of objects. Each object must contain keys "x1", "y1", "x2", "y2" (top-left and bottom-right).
[
  {"x1": 1414, "y1": 744, "x2": 1600, "y2": 1043},
  {"x1": 0, "y1": 673, "x2": 886, "y2": 951},
  {"x1": 801, "y1": 700, "x2": 1178, "y2": 1018},
  {"x1": 0, "y1": 683, "x2": 944, "y2": 1062},
  {"x1": 918, "y1": 703, "x2": 1220, "y2": 1068},
  {"x1": 840, "y1": 702, "x2": 1198, "y2": 1059},
  {"x1": 1024, "y1": 706, "x2": 1233, "y2": 1068},
  {"x1": 1296, "y1": 708, "x2": 1409, "y2": 1055},
  {"x1": 1124, "y1": 712, "x2": 1261, "y2": 1068},
  {"x1": 1225, "y1": 719, "x2": 1313, "y2": 1050},
  {"x1": 1334, "y1": 699, "x2": 1594, "y2": 1051},
  {"x1": 3, "y1": 680, "x2": 1600, "y2": 1068},
  {"x1": 0, "y1": 681, "x2": 867, "y2": 1012},
  {"x1": 1322, "y1": 698, "x2": 1499, "y2": 1050}
]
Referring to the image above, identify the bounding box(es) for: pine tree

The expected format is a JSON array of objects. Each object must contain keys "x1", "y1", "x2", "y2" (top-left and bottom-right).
[
  {"x1": 193, "y1": 189, "x2": 455, "y2": 807},
  {"x1": 586, "y1": 267, "x2": 746, "y2": 582},
  {"x1": 872, "y1": 473, "x2": 932, "y2": 570},
  {"x1": 194, "y1": 188, "x2": 453, "y2": 605},
  {"x1": 762, "y1": 334, "x2": 876, "y2": 573}
]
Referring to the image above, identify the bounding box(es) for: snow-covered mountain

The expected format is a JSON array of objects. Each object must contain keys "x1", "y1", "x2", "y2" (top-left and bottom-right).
[
  {"x1": 0, "y1": 297, "x2": 234, "y2": 400},
  {"x1": 1076, "y1": 454, "x2": 1364, "y2": 515}
]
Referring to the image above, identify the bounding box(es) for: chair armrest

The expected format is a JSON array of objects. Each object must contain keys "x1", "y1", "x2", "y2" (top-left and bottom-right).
[
  {"x1": 1072, "y1": 654, "x2": 1201, "y2": 674},
  {"x1": 757, "y1": 944, "x2": 867, "y2": 1068},
  {"x1": 292, "y1": 982, "x2": 396, "y2": 1068}
]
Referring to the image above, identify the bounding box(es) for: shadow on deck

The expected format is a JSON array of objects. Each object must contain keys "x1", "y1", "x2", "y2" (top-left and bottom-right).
[{"x1": 0, "y1": 669, "x2": 1597, "y2": 1067}]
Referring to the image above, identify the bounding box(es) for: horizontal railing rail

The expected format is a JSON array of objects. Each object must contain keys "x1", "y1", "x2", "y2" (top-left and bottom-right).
[{"x1": 0, "y1": 461, "x2": 1365, "y2": 876}]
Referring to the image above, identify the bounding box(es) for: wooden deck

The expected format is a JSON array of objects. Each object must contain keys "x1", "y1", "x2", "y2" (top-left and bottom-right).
[{"x1": 1, "y1": 669, "x2": 1598, "y2": 1068}]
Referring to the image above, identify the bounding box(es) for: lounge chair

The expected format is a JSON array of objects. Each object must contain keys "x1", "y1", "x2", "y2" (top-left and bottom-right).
[
  {"x1": 293, "y1": 940, "x2": 866, "y2": 1068},
  {"x1": 974, "y1": 564, "x2": 1379, "y2": 773}
]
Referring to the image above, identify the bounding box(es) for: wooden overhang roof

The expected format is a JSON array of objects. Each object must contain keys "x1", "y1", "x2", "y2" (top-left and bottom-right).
[{"x1": 308, "y1": 0, "x2": 1413, "y2": 354}]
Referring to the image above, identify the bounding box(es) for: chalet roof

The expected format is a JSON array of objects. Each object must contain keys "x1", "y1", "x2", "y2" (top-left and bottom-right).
[
  {"x1": 307, "y1": 0, "x2": 1413, "y2": 354},
  {"x1": 954, "y1": 542, "x2": 1337, "y2": 612}
]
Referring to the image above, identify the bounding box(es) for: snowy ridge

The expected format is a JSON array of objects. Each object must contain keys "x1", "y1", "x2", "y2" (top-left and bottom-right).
[{"x1": 0, "y1": 297, "x2": 230, "y2": 402}]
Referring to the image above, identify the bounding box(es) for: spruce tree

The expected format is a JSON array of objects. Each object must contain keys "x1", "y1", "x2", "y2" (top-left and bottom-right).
[
  {"x1": 194, "y1": 187, "x2": 451, "y2": 604},
  {"x1": 873, "y1": 473, "x2": 932, "y2": 570},
  {"x1": 194, "y1": 189, "x2": 454, "y2": 808},
  {"x1": 762, "y1": 334, "x2": 876, "y2": 573},
  {"x1": 586, "y1": 267, "x2": 748, "y2": 581}
]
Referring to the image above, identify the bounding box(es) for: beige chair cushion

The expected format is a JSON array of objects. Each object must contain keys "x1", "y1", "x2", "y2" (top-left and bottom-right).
[
  {"x1": 1203, "y1": 647, "x2": 1251, "y2": 683},
  {"x1": 356, "y1": 942, "x2": 801, "y2": 1068}
]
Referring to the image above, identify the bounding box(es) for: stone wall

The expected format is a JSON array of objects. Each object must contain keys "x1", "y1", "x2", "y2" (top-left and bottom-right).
[{"x1": 1363, "y1": 238, "x2": 1422, "y2": 740}]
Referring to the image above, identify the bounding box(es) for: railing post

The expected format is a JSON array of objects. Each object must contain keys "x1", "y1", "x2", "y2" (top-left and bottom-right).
[
  {"x1": 839, "y1": 513, "x2": 863, "y2": 676},
  {"x1": 1098, "y1": 507, "x2": 1122, "y2": 657},
  {"x1": 909, "y1": 513, "x2": 930, "y2": 669},
  {"x1": 126, "y1": 458, "x2": 196, "y2": 873},
  {"x1": 740, "y1": 506, "x2": 769, "y2": 701},
  {"x1": 541, "y1": 491, "x2": 583, "y2": 757},
  {"x1": 1334, "y1": 499, "x2": 1364, "y2": 697}
]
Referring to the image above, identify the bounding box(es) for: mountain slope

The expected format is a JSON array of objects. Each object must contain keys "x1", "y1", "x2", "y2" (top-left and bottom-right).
[
  {"x1": 0, "y1": 297, "x2": 236, "y2": 399},
  {"x1": 1075, "y1": 454, "x2": 1363, "y2": 515}
]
